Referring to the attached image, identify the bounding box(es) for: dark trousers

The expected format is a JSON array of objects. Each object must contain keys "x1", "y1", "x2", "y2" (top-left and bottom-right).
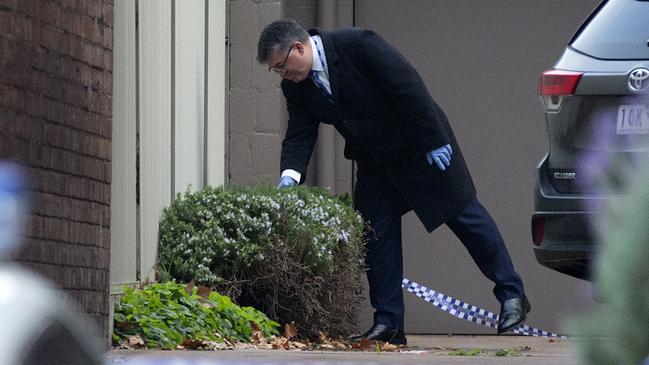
[{"x1": 354, "y1": 171, "x2": 525, "y2": 330}]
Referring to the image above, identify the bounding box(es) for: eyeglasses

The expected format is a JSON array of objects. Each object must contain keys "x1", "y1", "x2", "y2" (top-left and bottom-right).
[{"x1": 268, "y1": 44, "x2": 294, "y2": 73}]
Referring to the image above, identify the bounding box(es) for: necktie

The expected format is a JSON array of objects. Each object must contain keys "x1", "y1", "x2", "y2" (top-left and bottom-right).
[{"x1": 310, "y1": 70, "x2": 331, "y2": 97}]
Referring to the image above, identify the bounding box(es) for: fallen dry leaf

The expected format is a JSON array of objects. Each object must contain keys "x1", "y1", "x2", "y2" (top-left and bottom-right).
[
  {"x1": 318, "y1": 331, "x2": 330, "y2": 344},
  {"x1": 257, "y1": 342, "x2": 274, "y2": 350},
  {"x1": 205, "y1": 341, "x2": 232, "y2": 350},
  {"x1": 234, "y1": 342, "x2": 254, "y2": 349},
  {"x1": 222, "y1": 338, "x2": 233, "y2": 346},
  {"x1": 251, "y1": 331, "x2": 263, "y2": 344},
  {"x1": 332, "y1": 340, "x2": 349, "y2": 350},
  {"x1": 272, "y1": 336, "x2": 290, "y2": 350},
  {"x1": 117, "y1": 341, "x2": 132, "y2": 350},
  {"x1": 185, "y1": 280, "x2": 195, "y2": 295},
  {"x1": 115, "y1": 321, "x2": 136, "y2": 331},
  {"x1": 182, "y1": 338, "x2": 208, "y2": 350},
  {"x1": 291, "y1": 341, "x2": 308, "y2": 349},
  {"x1": 283, "y1": 322, "x2": 298, "y2": 339},
  {"x1": 378, "y1": 342, "x2": 399, "y2": 352},
  {"x1": 251, "y1": 322, "x2": 265, "y2": 344},
  {"x1": 351, "y1": 338, "x2": 373, "y2": 351},
  {"x1": 197, "y1": 285, "x2": 212, "y2": 298},
  {"x1": 127, "y1": 335, "x2": 145, "y2": 349}
]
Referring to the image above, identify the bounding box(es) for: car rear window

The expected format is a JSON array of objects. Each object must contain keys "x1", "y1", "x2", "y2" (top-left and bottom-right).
[{"x1": 570, "y1": 0, "x2": 649, "y2": 60}]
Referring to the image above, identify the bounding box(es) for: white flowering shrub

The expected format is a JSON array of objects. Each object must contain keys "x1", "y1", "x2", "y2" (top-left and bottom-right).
[{"x1": 158, "y1": 185, "x2": 366, "y2": 338}]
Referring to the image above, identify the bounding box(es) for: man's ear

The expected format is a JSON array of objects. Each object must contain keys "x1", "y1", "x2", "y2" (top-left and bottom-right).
[{"x1": 294, "y1": 41, "x2": 306, "y2": 54}]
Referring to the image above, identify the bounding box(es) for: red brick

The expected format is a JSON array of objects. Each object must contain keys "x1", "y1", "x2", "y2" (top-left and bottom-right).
[
  {"x1": 101, "y1": 2, "x2": 112, "y2": 26},
  {"x1": 98, "y1": 116, "x2": 111, "y2": 138},
  {"x1": 62, "y1": 0, "x2": 85, "y2": 14},
  {"x1": 43, "y1": 216, "x2": 71, "y2": 242},
  {"x1": 0, "y1": 35, "x2": 18, "y2": 69},
  {"x1": 45, "y1": 122, "x2": 72, "y2": 150},
  {"x1": 60, "y1": 8, "x2": 81, "y2": 35},
  {"x1": 89, "y1": 43, "x2": 103, "y2": 68},
  {"x1": 0, "y1": 109, "x2": 18, "y2": 135},
  {"x1": 16, "y1": 0, "x2": 39, "y2": 17},
  {"x1": 102, "y1": 70, "x2": 112, "y2": 94},
  {"x1": 0, "y1": 84, "x2": 24, "y2": 110},
  {"x1": 37, "y1": 169, "x2": 65, "y2": 194},
  {"x1": 64, "y1": 173, "x2": 88, "y2": 198},
  {"x1": 44, "y1": 97, "x2": 65, "y2": 124},
  {"x1": 83, "y1": 1, "x2": 101, "y2": 19},
  {"x1": 40, "y1": 25, "x2": 62, "y2": 50},
  {"x1": 102, "y1": 48, "x2": 111, "y2": 71},
  {"x1": 80, "y1": 14, "x2": 101, "y2": 44},
  {"x1": 99, "y1": 92, "x2": 111, "y2": 116},
  {"x1": 0, "y1": 9, "x2": 13, "y2": 34},
  {"x1": 101, "y1": 26, "x2": 111, "y2": 49},
  {"x1": 62, "y1": 30, "x2": 84, "y2": 60},
  {"x1": 97, "y1": 137, "x2": 110, "y2": 160},
  {"x1": 4, "y1": 0, "x2": 112, "y2": 343},
  {"x1": 81, "y1": 133, "x2": 98, "y2": 157},
  {"x1": 24, "y1": 92, "x2": 48, "y2": 119},
  {"x1": 0, "y1": 0, "x2": 16, "y2": 11},
  {"x1": 38, "y1": 0, "x2": 61, "y2": 27},
  {"x1": 60, "y1": 80, "x2": 87, "y2": 108},
  {"x1": 12, "y1": 11, "x2": 42, "y2": 43},
  {"x1": 60, "y1": 58, "x2": 89, "y2": 85},
  {"x1": 26, "y1": 215, "x2": 45, "y2": 239}
]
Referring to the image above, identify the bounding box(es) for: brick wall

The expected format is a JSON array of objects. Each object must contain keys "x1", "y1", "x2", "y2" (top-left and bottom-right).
[
  {"x1": 228, "y1": 0, "x2": 354, "y2": 193},
  {"x1": 283, "y1": 0, "x2": 316, "y2": 28},
  {"x1": 0, "y1": 0, "x2": 113, "y2": 342},
  {"x1": 228, "y1": 0, "x2": 282, "y2": 186}
]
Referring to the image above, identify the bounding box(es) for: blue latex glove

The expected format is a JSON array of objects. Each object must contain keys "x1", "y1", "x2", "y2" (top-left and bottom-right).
[
  {"x1": 426, "y1": 144, "x2": 453, "y2": 171},
  {"x1": 276, "y1": 176, "x2": 297, "y2": 189}
]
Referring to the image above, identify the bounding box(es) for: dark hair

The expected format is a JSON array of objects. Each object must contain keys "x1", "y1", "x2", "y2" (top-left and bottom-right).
[{"x1": 257, "y1": 19, "x2": 309, "y2": 64}]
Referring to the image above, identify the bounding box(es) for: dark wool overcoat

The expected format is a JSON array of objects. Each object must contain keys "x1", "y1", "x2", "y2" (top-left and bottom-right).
[{"x1": 279, "y1": 27, "x2": 476, "y2": 232}]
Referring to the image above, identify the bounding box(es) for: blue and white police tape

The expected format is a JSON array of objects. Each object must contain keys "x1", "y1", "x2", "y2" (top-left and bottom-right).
[{"x1": 402, "y1": 278, "x2": 567, "y2": 339}]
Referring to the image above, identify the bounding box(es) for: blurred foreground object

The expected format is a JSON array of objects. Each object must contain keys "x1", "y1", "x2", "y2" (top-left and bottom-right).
[
  {"x1": 0, "y1": 266, "x2": 104, "y2": 365},
  {"x1": 0, "y1": 162, "x2": 26, "y2": 258},
  {"x1": 0, "y1": 163, "x2": 103, "y2": 365},
  {"x1": 571, "y1": 159, "x2": 649, "y2": 365}
]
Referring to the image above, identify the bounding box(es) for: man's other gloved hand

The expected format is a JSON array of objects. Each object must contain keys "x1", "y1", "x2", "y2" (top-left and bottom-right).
[
  {"x1": 426, "y1": 144, "x2": 453, "y2": 171},
  {"x1": 276, "y1": 176, "x2": 297, "y2": 189}
]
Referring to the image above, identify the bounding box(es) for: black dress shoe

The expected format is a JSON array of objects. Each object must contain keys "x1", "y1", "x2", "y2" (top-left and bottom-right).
[
  {"x1": 349, "y1": 324, "x2": 407, "y2": 345},
  {"x1": 497, "y1": 296, "x2": 531, "y2": 334}
]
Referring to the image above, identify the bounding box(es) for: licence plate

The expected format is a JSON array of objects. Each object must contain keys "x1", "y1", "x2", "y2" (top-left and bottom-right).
[{"x1": 617, "y1": 104, "x2": 649, "y2": 134}]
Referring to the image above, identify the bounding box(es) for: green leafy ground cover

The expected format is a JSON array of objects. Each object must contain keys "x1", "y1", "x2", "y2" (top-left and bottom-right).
[{"x1": 113, "y1": 281, "x2": 279, "y2": 349}]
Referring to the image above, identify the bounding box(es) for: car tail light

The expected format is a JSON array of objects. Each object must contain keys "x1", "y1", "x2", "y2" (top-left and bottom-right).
[
  {"x1": 539, "y1": 70, "x2": 583, "y2": 111},
  {"x1": 539, "y1": 70, "x2": 583, "y2": 96},
  {"x1": 532, "y1": 216, "x2": 545, "y2": 246}
]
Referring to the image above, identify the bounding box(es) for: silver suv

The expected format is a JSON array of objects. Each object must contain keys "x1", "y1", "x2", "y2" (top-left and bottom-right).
[{"x1": 533, "y1": 0, "x2": 649, "y2": 280}]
